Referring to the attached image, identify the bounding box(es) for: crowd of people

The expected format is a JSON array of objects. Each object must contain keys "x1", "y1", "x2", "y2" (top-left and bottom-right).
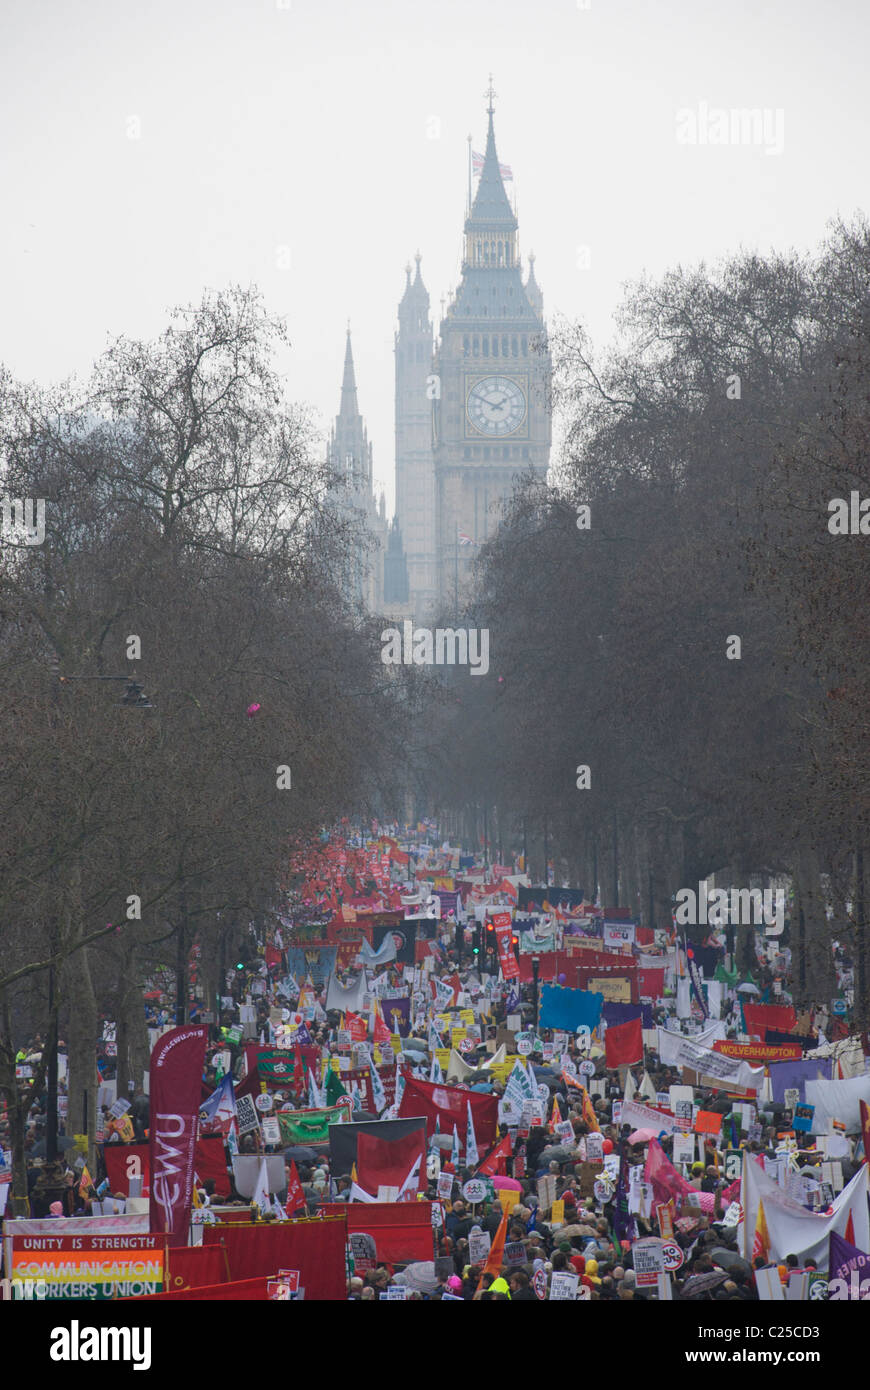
[{"x1": 2, "y1": 822, "x2": 867, "y2": 1303}]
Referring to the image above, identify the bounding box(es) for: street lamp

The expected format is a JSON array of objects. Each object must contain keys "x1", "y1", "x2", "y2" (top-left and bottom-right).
[{"x1": 531, "y1": 954, "x2": 540, "y2": 1033}]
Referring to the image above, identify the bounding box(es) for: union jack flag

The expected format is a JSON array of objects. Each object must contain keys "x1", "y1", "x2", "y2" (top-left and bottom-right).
[
  {"x1": 458, "y1": 531, "x2": 475, "y2": 546},
  {"x1": 472, "y1": 150, "x2": 513, "y2": 180}
]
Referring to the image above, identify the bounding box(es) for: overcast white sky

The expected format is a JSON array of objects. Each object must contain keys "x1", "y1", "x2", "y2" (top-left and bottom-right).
[{"x1": 1, "y1": 0, "x2": 868, "y2": 510}]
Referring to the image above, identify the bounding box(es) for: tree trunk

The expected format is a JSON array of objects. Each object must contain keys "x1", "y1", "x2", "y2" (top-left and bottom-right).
[{"x1": 63, "y1": 945, "x2": 99, "y2": 1172}]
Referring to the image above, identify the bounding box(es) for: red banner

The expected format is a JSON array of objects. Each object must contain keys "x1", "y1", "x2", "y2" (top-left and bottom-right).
[
  {"x1": 203, "y1": 1216, "x2": 347, "y2": 1299},
  {"x1": 743, "y1": 1002, "x2": 796, "y2": 1039},
  {"x1": 397, "y1": 1073, "x2": 499, "y2": 1149},
  {"x1": 713, "y1": 1040, "x2": 802, "y2": 1062},
  {"x1": 103, "y1": 1135, "x2": 230, "y2": 1198},
  {"x1": 492, "y1": 911, "x2": 519, "y2": 981},
  {"x1": 319, "y1": 1202, "x2": 434, "y2": 1265},
  {"x1": 148, "y1": 1025, "x2": 208, "y2": 1247}
]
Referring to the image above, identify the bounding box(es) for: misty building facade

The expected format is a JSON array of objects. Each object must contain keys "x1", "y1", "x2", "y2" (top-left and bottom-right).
[
  {"x1": 428, "y1": 98, "x2": 551, "y2": 611},
  {"x1": 331, "y1": 95, "x2": 551, "y2": 621},
  {"x1": 325, "y1": 329, "x2": 388, "y2": 613}
]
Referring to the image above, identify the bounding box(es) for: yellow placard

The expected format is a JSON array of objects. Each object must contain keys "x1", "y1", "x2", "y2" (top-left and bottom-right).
[
  {"x1": 451, "y1": 1029, "x2": 467, "y2": 1049},
  {"x1": 587, "y1": 977, "x2": 631, "y2": 1003},
  {"x1": 459, "y1": 1009, "x2": 475, "y2": 1028},
  {"x1": 435, "y1": 1048, "x2": 451, "y2": 1069},
  {"x1": 488, "y1": 1058, "x2": 520, "y2": 1085},
  {"x1": 498, "y1": 1188, "x2": 522, "y2": 1213},
  {"x1": 551, "y1": 1199, "x2": 565, "y2": 1224}
]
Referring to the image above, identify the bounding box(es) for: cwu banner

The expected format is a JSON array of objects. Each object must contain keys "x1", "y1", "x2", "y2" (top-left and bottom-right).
[{"x1": 148, "y1": 1025, "x2": 208, "y2": 1247}]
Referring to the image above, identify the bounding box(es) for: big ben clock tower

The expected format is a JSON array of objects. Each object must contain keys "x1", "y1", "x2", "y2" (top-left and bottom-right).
[{"x1": 432, "y1": 82, "x2": 551, "y2": 610}]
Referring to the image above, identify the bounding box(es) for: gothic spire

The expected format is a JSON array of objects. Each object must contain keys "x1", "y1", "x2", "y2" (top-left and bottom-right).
[{"x1": 339, "y1": 326, "x2": 359, "y2": 420}]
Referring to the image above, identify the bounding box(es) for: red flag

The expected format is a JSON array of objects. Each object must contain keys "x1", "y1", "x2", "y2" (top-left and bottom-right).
[
  {"x1": 743, "y1": 1003, "x2": 796, "y2": 1039},
  {"x1": 604, "y1": 1015, "x2": 643, "y2": 1068},
  {"x1": 397, "y1": 1074, "x2": 499, "y2": 1149},
  {"x1": 476, "y1": 1132, "x2": 513, "y2": 1176},
  {"x1": 355, "y1": 1126, "x2": 426, "y2": 1197},
  {"x1": 285, "y1": 1159, "x2": 307, "y2": 1217},
  {"x1": 149, "y1": 1024, "x2": 208, "y2": 1246},
  {"x1": 373, "y1": 1004, "x2": 391, "y2": 1044},
  {"x1": 483, "y1": 1203, "x2": 510, "y2": 1277}
]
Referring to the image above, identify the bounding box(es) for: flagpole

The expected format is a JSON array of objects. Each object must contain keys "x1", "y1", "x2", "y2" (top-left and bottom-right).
[{"x1": 467, "y1": 134, "x2": 472, "y2": 215}]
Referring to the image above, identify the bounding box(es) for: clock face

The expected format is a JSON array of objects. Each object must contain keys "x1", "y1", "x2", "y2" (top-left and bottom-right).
[{"x1": 466, "y1": 376, "x2": 526, "y2": 436}]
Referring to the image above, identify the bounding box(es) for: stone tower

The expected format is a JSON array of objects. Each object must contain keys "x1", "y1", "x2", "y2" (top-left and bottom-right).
[
  {"x1": 394, "y1": 253, "x2": 437, "y2": 619},
  {"x1": 326, "y1": 329, "x2": 387, "y2": 613},
  {"x1": 431, "y1": 90, "x2": 551, "y2": 610}
]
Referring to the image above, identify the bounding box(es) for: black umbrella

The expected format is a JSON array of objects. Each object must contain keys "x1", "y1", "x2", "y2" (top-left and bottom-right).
[
  {"x1": 678, "y1": 1270, "x2": 730, "y2": 1298},
  {"x1": 283, "y1": 1145, "x2": 319, "y2": 1162},
  {"x1": 29, "y1": 1136, "x2": 78, "y2": 1157},
  {"x1": 539, "y1": 1144, "x2": 574, "y2": 1163}
]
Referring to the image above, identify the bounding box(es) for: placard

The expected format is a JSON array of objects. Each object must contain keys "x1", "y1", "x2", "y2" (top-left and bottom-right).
[
  {"x1": 549, "y1": 1271, "x2": 579, "y2": 1300},
  {"x1": 469, "y1": 1227, "x2": 491, "y2": 1264},
  {"x1": 261, "y1": 1117, "x2": 281, "y2": 1145},
  {"x1": 673, "y1": 1100, "x2": 693, "y2": 1133},
  {"x1": 504, "y1": 1240, "x2": 527, "y2": 1267},
  {"x1": 437, "y1": 1171, "x2": 454, "y2": 1200},
  {"x1": 235, "y1": 1094, "x2": 260, "y2": 1136},
  {"x1": 586, "y1": 1133, "x2": 604, "y2": 1163},
  {"x1": 632, "y1": 1237, "x2": 665, "y2": 1287}
]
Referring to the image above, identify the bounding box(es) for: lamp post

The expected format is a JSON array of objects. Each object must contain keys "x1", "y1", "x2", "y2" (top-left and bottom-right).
[{"x1": 531, "y1": 954, "x2": 540, "y2": 1034}]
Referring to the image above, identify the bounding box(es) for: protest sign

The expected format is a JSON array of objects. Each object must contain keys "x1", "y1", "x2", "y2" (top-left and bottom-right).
[{"x1": 549, "y1": 1271, "x2": 579, "y2": 1300}]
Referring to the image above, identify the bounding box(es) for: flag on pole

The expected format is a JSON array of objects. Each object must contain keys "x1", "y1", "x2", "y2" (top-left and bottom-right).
[
  {"x1": 430, "y1": 1052, "x2": 444, "y2": 1083},
  {"x1": 483, "y1": 1204, "x2": 510, "y2": 1276},
  {"x1": 465, "y1": 1100, "x2": 479, "y2": 1167},
  {"x1": 370, "y1": 1061, "x2": 387, "y2": 1114},
  {"x1": 753, "y1": 1198, "x2": 770, "y2": 1262},
  {"x1": 451, "y1": 1124, "x2": 461, "y2": 1172},
  {"x1": 308, "y1": 1066, "x2": 323, "y2": 1110},
  {"x1": 285, "y1": 1160, "x2": 307, "y2": 1217},
  {"x1": 251, "y1": 1157, "x2": 270, "y2": 1217},
  {"x1": 396, "y1": 1151, "x2": 423, "y2": 1202},
  {"x1": 477, "y1": 1132, "x2": 512, "y2": 1177}
]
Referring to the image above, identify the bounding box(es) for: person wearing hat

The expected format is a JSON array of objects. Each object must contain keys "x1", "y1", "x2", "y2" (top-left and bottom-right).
[{"x1": 489, "y1": 1276, "x2": 512, "y2": 1299}]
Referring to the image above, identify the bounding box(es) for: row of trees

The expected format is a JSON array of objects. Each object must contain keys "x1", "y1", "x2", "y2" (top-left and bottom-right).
[
  {"x1": 425, "y1": 217, "x2": 870, "y2": 1023},
  {"x1": 0, "y1": 288, "x2": 410, "y2": 1209}
]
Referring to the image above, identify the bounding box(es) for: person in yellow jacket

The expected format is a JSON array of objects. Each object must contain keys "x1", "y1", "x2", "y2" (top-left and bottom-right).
[{"x1": 490, "y1": 1277, "x2": 512, "y2": 1299}]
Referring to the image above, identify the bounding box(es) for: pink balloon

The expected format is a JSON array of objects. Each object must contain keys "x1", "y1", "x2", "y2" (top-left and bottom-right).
[{"x1": 246, "y1": 703, "x2": 261, "y2": 717}]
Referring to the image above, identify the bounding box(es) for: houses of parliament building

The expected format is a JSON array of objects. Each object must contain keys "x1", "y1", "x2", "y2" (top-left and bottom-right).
[{"x1": 326, "y1": 90, "x2": 551, "y2": 623}]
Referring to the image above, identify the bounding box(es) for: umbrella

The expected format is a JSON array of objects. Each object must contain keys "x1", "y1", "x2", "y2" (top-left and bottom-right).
[
  {"x1": 736, "y1": 983, "x2": 760, "y2": 994},
  {"x1": 678, "y1": 1270, "x2": 730, "y2": 1298},
  {"x1": 710, "y1": 1247, "x2": 752, "y2": 1277},
  {"x1": 469, "y1": 1083, "x2": 494, "y2": 1093},
  {"x1": 627, "y1": 1128, "x2": 659, "y2": 1144},
  {"x1": 540, "y1": 1144, "x2": 574, "y2": 1163},
  {"x1": 492, "y1": 1175, "x2": 522, "y2": 1191},
  {"x1": 392, "y1": 1261, "x2": 440, "y2": 1294},
  {"x1": 29, "y1": 1136, "x2": 78, "y2": 1157},
  {"x1": 283, "y1": 1146, "x2": 318, "y2": 1162}
]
